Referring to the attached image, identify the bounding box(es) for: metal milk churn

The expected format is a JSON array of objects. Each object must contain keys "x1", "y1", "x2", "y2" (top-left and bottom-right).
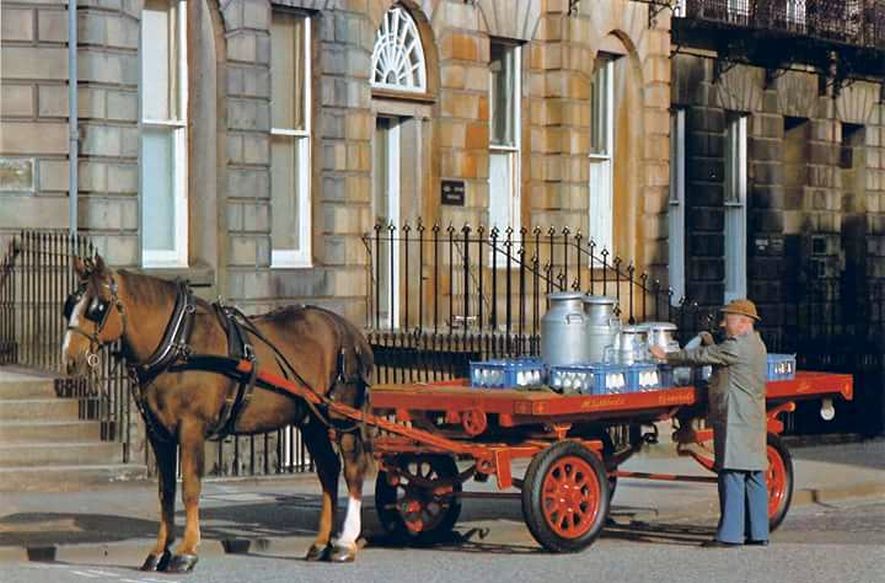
[
  {"x1": 582, "y1": 295, "x2": 620, "y2": 363},
  {"x1": 638, "y1": 322, "x2": 679, "y2": 353},
  {"x1": 541, "y1": 291, "x2": 590, "y2": 366},
  {"x1": 609, "y1": 325, "x2": 647, "y2": 365}
]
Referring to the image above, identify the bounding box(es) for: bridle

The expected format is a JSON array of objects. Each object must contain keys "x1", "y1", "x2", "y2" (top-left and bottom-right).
[{"x1": 64, "y1": 274, "x2": 127, "y2": 368}]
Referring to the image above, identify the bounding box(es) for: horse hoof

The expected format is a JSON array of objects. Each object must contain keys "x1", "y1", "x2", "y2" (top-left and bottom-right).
[
  {"x1": 305, "y1": 543, "x2": 332, "y2": 562},
  {"x1": 167, "y1": 553, "x2": 199, "y2": 573},
  {"x1": 329, "y1": 543, "x2": 357, "y2": 563},
  {"x1": 140, "y1": 550, "x2": 171, "y2": 572}
]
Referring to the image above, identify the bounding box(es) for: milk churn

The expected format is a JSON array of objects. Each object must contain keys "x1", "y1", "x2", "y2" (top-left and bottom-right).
[
  {"x1": 582, "y1": 295, "x2": 620, "y2": 363},
  {"x1": 608, "y1": 325, "x2": 647, "y2": 365},
  {"x1": 541, "y1": 291, "x2": 590, "y2": 366},
  {"x1": 638, "y1": 322, "x2": 679, "y2": 353}
]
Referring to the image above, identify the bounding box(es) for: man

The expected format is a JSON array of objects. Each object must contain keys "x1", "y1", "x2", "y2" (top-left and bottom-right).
[{"x1": 650, "y1": 298, "x2": 769, "y2": 548}]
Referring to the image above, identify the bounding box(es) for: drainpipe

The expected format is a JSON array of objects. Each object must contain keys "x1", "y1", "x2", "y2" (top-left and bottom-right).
[{"x1": 68, "y1": 0, "x2": 78, "y2": 236}]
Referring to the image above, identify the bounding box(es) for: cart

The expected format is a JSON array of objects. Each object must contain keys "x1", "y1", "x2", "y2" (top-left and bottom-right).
[
  {"x1": 235, "y1": 360, "x2": 852, "y2": 553},
  {"x1": 366, "y1": 371, "x2": 853, "y2": 552}
]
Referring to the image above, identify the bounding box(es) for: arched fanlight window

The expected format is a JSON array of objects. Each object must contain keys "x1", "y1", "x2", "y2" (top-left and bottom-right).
[{"x1": 371, "y1": 7, "x2": 427, "y2": 93}]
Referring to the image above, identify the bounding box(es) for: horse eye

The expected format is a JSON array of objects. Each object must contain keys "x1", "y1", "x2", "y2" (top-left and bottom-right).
[{"x1": 63, "y1": 294, "x2": 78, "y2": 320}]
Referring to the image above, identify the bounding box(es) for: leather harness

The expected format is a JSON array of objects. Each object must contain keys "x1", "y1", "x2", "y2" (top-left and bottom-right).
[{"x1": 129, "y1": 282, "x2": 296, "y2": 443}]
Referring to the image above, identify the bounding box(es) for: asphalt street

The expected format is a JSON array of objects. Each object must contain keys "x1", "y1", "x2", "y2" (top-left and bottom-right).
[{"x1": 1, "y1": 498, "x2": 882, "y2": 583}]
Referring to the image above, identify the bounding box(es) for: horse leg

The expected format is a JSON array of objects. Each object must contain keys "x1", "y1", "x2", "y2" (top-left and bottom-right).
[
  {"x1": 330, "y1": 430, "x2": 369, "y2": 563},
  {"x1": 302, "y1": 418, "x2": 341, "y2": 561},
  {"x1": 141, "y1": 435, "x2": 177, "y2": 572},
  {"x1": 167, "y1": 419, "x2": 205, "y2": 573}
]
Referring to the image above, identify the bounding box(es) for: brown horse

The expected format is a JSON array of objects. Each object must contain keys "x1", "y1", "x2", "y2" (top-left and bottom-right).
[{"x1": 61, "y1": 256, "x2": 373, "y2": 572}]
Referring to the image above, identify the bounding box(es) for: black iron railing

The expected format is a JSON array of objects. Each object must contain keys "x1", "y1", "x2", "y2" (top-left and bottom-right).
[
  {"x1": 363, "y1": 221, "x2": 716, "y2": 382},
  {"x1": 0, "y1": 230, "x2": 314, "y2": 477},
  {"x1": 682, "y1": 0, "x2": 885, "y2": 48}
]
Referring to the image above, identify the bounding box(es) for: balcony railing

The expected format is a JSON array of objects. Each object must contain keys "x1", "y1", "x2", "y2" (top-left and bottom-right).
[{"x1": 681, "y1": 0, "x2": 885, "y2": 48}]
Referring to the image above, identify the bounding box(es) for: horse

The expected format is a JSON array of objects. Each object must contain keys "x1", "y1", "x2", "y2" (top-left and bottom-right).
[{"x1": 61, "y1": 255, "x2": 374, "y2": 572}]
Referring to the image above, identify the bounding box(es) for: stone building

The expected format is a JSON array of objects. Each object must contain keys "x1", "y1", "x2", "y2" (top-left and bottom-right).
[
  {"x1": 0, "y1": 0, "x2": 674, "y2": 327},
  {"x1": 670, "y1": 1, "x2": 885, "y2": 433}
]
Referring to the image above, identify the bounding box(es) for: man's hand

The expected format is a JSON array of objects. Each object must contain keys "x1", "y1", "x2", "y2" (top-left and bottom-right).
[
  {"x1": 649, "y1": 345, "x2": 667, "y2": 360},
  {"x1": 699, "y1": 331, "x2": 714, "y2": 346}
]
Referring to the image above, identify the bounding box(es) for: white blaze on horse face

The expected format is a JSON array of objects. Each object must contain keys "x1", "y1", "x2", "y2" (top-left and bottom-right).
[
  {"x1": 337, "y1": 496, "x2": 362, "y2": 546},
  {"x1": 62, "y1": 293, "x2": 89, "y2": 364}
]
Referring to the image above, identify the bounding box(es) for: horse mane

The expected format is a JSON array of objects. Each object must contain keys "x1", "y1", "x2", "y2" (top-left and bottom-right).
[{"x1": 116, "y1": 270, "x2": 179, "y2": 306}]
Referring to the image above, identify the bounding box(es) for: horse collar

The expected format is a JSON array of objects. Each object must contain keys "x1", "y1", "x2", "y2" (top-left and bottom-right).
[{"x1": 130, "y1": 281, "x2": 196, "y2": 386}]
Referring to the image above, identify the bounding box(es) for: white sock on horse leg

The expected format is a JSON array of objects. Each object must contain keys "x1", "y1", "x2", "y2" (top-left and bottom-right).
[{"x1": 338, "y1": 496, "x2": 362, "y2": 546}]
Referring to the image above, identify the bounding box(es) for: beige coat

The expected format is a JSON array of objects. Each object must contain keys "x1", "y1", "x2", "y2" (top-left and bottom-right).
[{"x1": 667, "y1": 331, "x2": 768, "y2": 471}]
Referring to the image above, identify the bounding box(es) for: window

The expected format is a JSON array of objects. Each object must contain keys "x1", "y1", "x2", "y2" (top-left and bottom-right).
[
  {"x1": 141, "y1": 0, "x2": 188, "y2": 267},
  {"x1": 589, "y1": 55, "x2": 614, "y2": 253},
  {"x1": 724, "y1": 113, "x2": 747, "y2": 303},
  {"x1": 488, "y1": 41, "x2": 521, "y2": 232},
  {"x1": 271, "y1": 11, "x2": 312, "y2": 268},
  {"x1": 786, "y1": 0, "x2": 806, "y2": 29},
  {"x1": 370, "y1": 7, "x2": 427, "y2": 93},
  {"x1": 669, "y1": 109, "x2": 686, "y2": 304}
]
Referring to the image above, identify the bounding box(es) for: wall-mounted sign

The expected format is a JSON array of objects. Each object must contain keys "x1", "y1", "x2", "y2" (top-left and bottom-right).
[{"x1": 441, "y1": 179, "x2": 465, "y2": 206}]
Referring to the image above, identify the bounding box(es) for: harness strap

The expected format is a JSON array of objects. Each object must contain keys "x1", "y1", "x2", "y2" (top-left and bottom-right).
[{"x1": 204, "y1": 306, "x2": 258, "y2": 440}]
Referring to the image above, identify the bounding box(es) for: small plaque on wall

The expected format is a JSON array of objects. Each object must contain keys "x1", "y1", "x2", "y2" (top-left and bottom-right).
[{"x1": 441, "y1": 179, "x2": 465, "y2": 206}]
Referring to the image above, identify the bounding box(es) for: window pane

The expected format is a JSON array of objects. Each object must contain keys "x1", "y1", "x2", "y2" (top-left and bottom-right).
[
  {"x1": 271, "y1": 135, "x2": 302, "y2": 251},
  {"x1": 590, "y1": 59, "x2": 610, "y2": 155},
  {"x1": 589, "y1": 159, "x2": 613, "y2": 251},
  {"x1": 490, "y1": 42, "x2": 515, "y2": 147},
  {"x1": 489, "y1": 151, "x2": 512, "y2": 228},
  {"x1": 142, "y1": 0, "x2": 177, "y2": 121},
  {"x1": 271, "y1": 13, "x2": 305, "y2": 130},
  {"x1": 142, "y1": 128, "x2": 176, "y2": 252}
]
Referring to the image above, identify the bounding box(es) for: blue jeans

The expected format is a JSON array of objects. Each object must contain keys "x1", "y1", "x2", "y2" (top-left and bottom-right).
[{"x1": 716, "y1": 469, "x2": 769, "y2": 544}]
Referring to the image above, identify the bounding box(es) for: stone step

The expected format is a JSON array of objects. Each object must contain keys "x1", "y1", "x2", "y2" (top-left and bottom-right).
[
  {"x1": 0, "y1": 420, "x2": 102, "y2": 443},
  {"x1": 0, "y1": 398, "x2": 80, "y2": 421},
  {"x1": 0, "y1": 464, "x2": 149, "y2": 492},
  {"x1": 0, "y1": 378, "x2": 57, "y2": 399},
  {"x1": 0, "y1": 441, "x2": 124, "y2": 467}
]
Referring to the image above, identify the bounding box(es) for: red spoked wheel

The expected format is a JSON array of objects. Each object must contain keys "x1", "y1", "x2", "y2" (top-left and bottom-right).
[
  {"x1": 522, "y1": 441, "x2": 610, "y2": 553},
  {"x1": 766, "y1": 433, "x2": 794, "y2": 531},
  {"x1": 375, "y1": 454, "x2": 462, "y2": 545}
]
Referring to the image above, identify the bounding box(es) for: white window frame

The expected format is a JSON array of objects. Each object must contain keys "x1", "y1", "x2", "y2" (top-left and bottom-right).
[
  {"x1": 141, "y1": 0, "x2": 188, "y2": 268},
  {"x1": 727, "y1": 0, "x2": 750, "y2": 18},
  {"x1": 372, "y1": 117, "x2": 402, "y2": 329},
  {"x1": 786, "y1": 0, "x2": 806, "y2": 28},
  {"x1": 488, "y1": 41, "x2": 521, "y2": 235},
  {"x1": 589, "y1": 56, "x2": 615, "y2": 256},
  {"x1": 270, "y1": 13, "x2": 312, "y2": 269},
  {"x1": 669, "y1": 109, "x2": 686, "y2": 305},
  {"x1": 724, "y1": 113, "x2": 748, "y2": 303},
  {"x1": 370, "y1": 7, "x2": 427, "y2": 94},
  {"x1": 673, "y1": 0, "x2": 686, "y2": 17}
]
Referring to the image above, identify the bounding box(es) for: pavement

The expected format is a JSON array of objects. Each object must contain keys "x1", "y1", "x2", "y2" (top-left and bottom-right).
[{"x1": 0, "y1": 437, "x2": 883, "y2": 565}]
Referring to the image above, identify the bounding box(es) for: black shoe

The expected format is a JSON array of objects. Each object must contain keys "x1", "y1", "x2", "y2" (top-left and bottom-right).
[
  {"x1": 701, "y1": 539, "x2": 742, "y2": 548},
  {"x1": 745, "y1": 539, "x2": 769, "y2": 546}
]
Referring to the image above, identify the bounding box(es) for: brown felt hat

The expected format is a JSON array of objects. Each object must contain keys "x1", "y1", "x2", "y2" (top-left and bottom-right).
[{"x1": 721, "y1": 298, "x2": 760, "y2": 321}]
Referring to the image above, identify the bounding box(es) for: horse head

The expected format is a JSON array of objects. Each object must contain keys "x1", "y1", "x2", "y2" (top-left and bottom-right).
[{"x1": 61, "y1": 254, "x2": 127, "y2": 375}]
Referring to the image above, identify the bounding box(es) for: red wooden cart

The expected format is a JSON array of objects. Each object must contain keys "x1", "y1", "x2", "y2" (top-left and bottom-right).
[
  {"x1": 236, "y1": 361, "x2": 852, "y2": 552},
  {"x1": 366, "y1": 371, "x2": 853, "y2": 552}
]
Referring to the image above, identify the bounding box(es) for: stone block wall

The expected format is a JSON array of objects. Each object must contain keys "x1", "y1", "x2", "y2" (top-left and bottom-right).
[
  {"x1": 672, "y1": 53, "x2": 885, "y2": 329},
  {"x1": 0, "y1": 0, "x2": 71, "y2": 238}
]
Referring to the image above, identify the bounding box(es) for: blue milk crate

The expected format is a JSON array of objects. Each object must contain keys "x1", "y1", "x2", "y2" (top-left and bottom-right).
[
  {"x1": 659, "y1": 365, "x2": 693, "y2": 387},
  {"x1": 767, "y1": 353, "x2": 796, "y2": 381},
  {"x1": 469, "y1": 358, "x2": 546, "y2": 389},
  {"x1": 626, "y1": 362, "x2": 664, "y2": 392},
  {"x1": 548, "y1": 363, "x2": 628, "y2": 395}
]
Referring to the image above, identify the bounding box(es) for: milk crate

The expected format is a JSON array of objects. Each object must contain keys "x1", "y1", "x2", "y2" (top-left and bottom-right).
[
  {"x1": 469, "y1": 358, "x2": 546, "y2": 389},
  {"x1": 548, "y1": 363, "x2": 628, "y2": 395},
  {"x1": 767, "y1": 353, "x2": 796, "y2": 381},
  {"x1": 622, "y1": 363, "x2": 665, "y2": 392}
]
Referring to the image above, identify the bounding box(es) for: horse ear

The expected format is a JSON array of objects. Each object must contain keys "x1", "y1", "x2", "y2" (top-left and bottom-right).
[
  {"x1": 93, "y1": 254, "x2": 107, "y2": 275},
  {"x1": 74, "y1": 257, "x2": 87, "y2": 278}
]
